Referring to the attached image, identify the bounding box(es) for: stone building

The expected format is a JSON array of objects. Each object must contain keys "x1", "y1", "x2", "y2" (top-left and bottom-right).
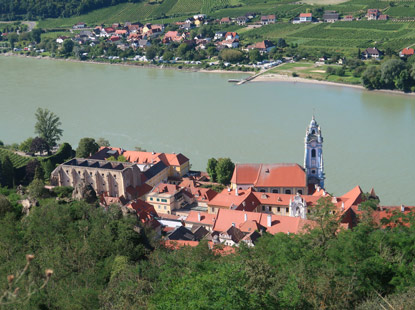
[
  {"x1": 304, "y1": 115, "x2": 325, "y2": 188},
  {"x1": 51, "y1": 158, "x2": 144, "y2": 200}
]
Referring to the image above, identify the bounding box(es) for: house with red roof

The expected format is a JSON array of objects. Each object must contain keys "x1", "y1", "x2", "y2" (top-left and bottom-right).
[
  {"x1": 231, "y1": 163, "x2": 307, "y2": 195},
  {"x1": 184, "y1": 211, "x2": 217, "y2": 231},
  {"x1": 400, "y1": 47, "x2": 414, "y2": 57},
  {"x1": 146, "y1": 183, "x2": 193, "y2": 215},
  {"x1": 220, "y1": 17, "x2": 231, "y2": 24},
  {"x1": 300, "y1": 13, "x2": 312, "y2": 22},
  {"x1": 207, "y1": 188, "x2": 261, "y2": 214},
  {"x1": 248, "y1": 40, "x2": 275, "y2": 53},
  {"x1": 367, "y1": 9, "x2": 380, "y2": 20},
  {"x1": 261, "y1": 15, "x2": 276, "y2": 25}
]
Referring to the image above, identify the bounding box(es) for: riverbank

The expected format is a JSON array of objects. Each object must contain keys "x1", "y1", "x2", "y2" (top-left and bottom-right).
[
  {"x1": 254, "y1": 73, "x2": 415, "y2": 97},
  {"x1": 1, "y1": 52, "x2": 253, "y2": 75}
]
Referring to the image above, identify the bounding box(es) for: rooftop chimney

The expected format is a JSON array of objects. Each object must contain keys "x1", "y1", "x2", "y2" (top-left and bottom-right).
[
  {"x1": 401, "y1": 205, "x2": 405, "y2": 212},
  {"x1": 341, "y1": 202, "x2": 344, "y2": 211},
  {"x1": 267, "y1": 214, "x2": 272, "y2": 227},
  {"x1": 197, "y1": 212, "x2": 201, "y2": 221},
  {"x1": 235, "y1": 187, "x2": 239, "y2": 196},
  {"x1": 244, "y1": 213, "x2": 248, "y2": 222}
]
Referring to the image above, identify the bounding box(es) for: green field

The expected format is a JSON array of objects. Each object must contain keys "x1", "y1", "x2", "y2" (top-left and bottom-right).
[{"x1": 0, "y1": 149, "x2": 31, "y2": 168}]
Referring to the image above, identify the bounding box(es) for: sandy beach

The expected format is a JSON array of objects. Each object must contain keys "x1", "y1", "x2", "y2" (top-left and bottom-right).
[{"x1": 254, "y1": 73, "x2": 415, "y2": 97}]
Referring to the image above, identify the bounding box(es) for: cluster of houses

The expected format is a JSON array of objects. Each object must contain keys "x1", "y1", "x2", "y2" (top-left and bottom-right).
[{"x1": 50, "y1": 117, "x2": 415, "y2": 251}]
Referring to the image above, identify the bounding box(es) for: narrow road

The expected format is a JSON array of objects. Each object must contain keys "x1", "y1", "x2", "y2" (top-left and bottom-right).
[{"x1": 22, "y1": 21, "x2": 36, "y2": 31}]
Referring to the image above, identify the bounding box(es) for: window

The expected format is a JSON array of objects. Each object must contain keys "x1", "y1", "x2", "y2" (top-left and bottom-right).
[
  {"x1": 260, "y1": 189, "x2": 266, "y2": 193},
  {"x1": 164, "y1": 206, "x2": 166, "y2": 210},
  {"x1": 161, "y1": 199, "x2": 167, "y2": 203},
  {"x1": 286, "y1": 208, "x2": 289, "y2": 213},
  {"x1": 312, "y1": 170, "x2": 316, "y2": 174},
  {"x1": 150, "y1": 198, "x2": 153, "y2": 201},
  {"x1": 285, "y1": 189, "x2": 291, "y2": 194},
  {"x1": 312, "y1": 129, "x2": 315, "y2": 134},
  {"x1": 158, "y1": 206, "x2": 160, "y2": 209},
  {"x1": 277, "y1": 207, "x2": 280, "y2": 212},
  {"x1": 298, "y1": 190, "x2": 303, "y2": 195},
  {"x1": 262, "y1": 206, "x2": 265, "y2": 211},
  {"x1": 311, "y1": 149, "x2": 316, "y2": 158},
  {"x1": 157, "y1": 198, "x2": 160, "y2": 202},
  {"x1": 272, "y1": 189, "x2": 279, "y2": 193}
]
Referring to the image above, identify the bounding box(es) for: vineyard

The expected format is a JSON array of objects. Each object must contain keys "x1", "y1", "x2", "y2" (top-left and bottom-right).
[
  {"x1": 168, "y1": 0, "x2": 203, "y2": 15},
  {"x1": 0, "y1": 149, "x2": 30, "y2": 169}
]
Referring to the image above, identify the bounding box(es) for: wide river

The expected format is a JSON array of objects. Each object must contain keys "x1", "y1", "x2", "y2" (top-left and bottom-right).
[{"x1": 0, "y1": 56, "x2": 414, "y2": 205}]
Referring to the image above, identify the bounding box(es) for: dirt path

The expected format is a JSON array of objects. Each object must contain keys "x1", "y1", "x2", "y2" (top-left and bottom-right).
[{"x1": 22, "y1": 21, "x2": 36, "y2": 31}]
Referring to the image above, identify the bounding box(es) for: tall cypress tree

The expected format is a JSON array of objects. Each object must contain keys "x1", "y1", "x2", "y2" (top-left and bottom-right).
[{"x1": 1, "y1": 155, "x2": 14, "y2": 188}]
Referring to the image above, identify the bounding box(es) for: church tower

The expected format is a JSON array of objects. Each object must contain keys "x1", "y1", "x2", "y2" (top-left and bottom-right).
[{"x1": 304, "y1": 115, "x2": 325, "y2": 189}]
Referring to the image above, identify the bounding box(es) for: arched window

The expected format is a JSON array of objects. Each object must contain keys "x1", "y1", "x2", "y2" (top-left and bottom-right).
[
  {"x1": 311, "y1": 149, "x2": 316, "y2": 158},
  {"x1": 285, "y1": 189, "x2": 291, "y2": 194},
  {"x1": 312, "y1": 129, "x2": 315, "y2": 134}
]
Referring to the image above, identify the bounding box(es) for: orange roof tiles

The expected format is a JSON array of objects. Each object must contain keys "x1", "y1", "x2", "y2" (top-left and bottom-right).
[
  {"x1": 186, "y1": 211, "x2": 216, "y2": 226},
  {"x1": 212, "y1": 209, "x2": 314, "y2": 235},
  {"x1": 208, "y1": 188, "x2": 260, "y2": 212},
  {"x1": 231, "y1": 163, "x2": 306, "y2": 188},
  {"x1": 151, "y1": 183, "x2": 181, "y2": 195},
  {"x1": 300, "y1": 13, "x2": 312, "y2": 18},
  {"x1": 401, "y1": 48, "x2": 414, "y2": 56}
]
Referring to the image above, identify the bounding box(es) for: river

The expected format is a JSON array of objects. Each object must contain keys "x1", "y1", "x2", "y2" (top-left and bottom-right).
[{"x1": 0, "y1": 56, "x2": 414, "y2": 205}]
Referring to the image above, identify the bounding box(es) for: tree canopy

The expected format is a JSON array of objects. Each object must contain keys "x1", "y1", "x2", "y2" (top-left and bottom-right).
[
  {"x1": 76, "y1": 137, "x2": 99, "y2": 158},
  {"x1": 34, "y1": 108, "x2": 63, "y2": 153}
]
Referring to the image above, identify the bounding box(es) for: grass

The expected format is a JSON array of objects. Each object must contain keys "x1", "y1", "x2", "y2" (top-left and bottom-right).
[
  {"x1": 267, "y1": 61, "x2": 361, "y2": 84},
  {"x1": 0, "y1": 149, "x2": 31, "y2": 169}
]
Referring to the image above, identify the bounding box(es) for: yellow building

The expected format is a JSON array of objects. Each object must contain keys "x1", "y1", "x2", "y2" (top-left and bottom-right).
[{"x1": 146, "y1": 183, "x2": 191, "y2": 214}]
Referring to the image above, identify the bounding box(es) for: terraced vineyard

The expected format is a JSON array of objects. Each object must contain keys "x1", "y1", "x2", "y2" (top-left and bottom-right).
[
  {"x1": 168, "y1": 0, "x2": 204, "y2": 15},
  {"x1": 0, "y1": 149, "x2": 30, "y2": 168}
]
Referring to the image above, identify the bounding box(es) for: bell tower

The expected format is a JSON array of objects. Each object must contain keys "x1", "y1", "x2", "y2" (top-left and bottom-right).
[{"x1": 304, "y1": 115, "x2": 325, "y2": 189}]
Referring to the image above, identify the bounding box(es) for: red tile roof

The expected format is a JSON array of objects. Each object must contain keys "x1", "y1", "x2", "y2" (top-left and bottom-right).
[
  {"x1": 163, "y1": 240, "x2": 199, "y2": 249},
  {"x1": 208, "y1": 188, "x2": 260, "y2": 212},
  {"x1": 401, "y1": 48, "x2": 414, "y2": 56},
  {"x1": 213, "y1": 209, "x2": 314, "y2": 234},
  {"x1": 183, "y1": 186, "x2": 218, "y2": 203},
  {"x1": 231, "y1": 163, "x2": 306, "y2": 188},
  {"x1": 185, "y1": 211, "x2": 216, "y2": 226},
  {"x1": 300, "y1": 13, "x2": 312, "y2": 18}
]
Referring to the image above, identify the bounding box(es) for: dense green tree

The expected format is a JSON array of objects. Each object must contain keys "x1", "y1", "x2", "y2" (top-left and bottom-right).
[
  {"x1": 219, "y1": 49, "x2": 244, "y2": 63},
  {"x1": 276, "y1": 38, "x2": 287, "y2": 48},
  {"x1": 41, "y1": 159, "x2": 55, "y2": 181},
  {"x1": 25, "y1": 159, "x2": 41, "y2": 182},
  {"x1": 1, "y1": 155, "x2": 14, "y2": 188},
  {"x1": 19, "y1": 137, "x2": 34, "y2": 153},
  {"x1": 96, "y1": 137, "x2": 110, "y2": 147},
  {"x1": 34, "y1": 108, "x2": 63, "y2": 153},
  {"x1": 206, "y1": 158, "x2": 218, "y2": 182},
  {"x1": 215, "y1": 158, "x2": 235, "y2": 185},
  {"x1": 380, "y1": 59, "x2": 405, "y2": 89},
  {"x1": 76, "y1": 137, "x2": 99, "y2": 158},
  {"x1": 62, "y1": 39, "x2": 74, "y2": 56},
  {"x1": 31, "y1": 28, "x2": 42, "y2": 44},
  {"x1": 163, "y1": 50, "x2": 174, "y2": 61},
  {"x1": 0, "y1": 195, "x2": 12, "y2": 217},
  {"x1": 362, "y1": 66, "x2": 382, "y2": 89},
  {"x1": 30, "y1": 136, "x2": 48, "y2": 154},
  {"x1": 177, "y1": 43, "x2": 191, "y2": 58},
  {"x1": 146, "y1": 46, "x2": 157, "y2": 60},
  {"x1": 249, "y1": 49, "x2": 262, "y2": 63},
  {"x1": 7, "y1": 33, "x2": 18, "y2": 49}
]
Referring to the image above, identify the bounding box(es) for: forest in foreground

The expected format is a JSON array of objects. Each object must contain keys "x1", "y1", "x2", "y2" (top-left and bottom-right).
[{"x1": 1, "y1": 185, "x2": 415, "y2": 310}]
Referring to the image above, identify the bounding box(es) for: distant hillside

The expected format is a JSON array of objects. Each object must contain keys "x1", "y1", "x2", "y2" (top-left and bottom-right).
[{"x1": 0, "y1": 0, "x2": 143, "y2": 20}]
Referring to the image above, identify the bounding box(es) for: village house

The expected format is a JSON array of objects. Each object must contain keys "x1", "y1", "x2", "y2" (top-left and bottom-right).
[
  {"x1": 56, "y1": 36, "x2": 68, "y2": 44},
  {"x1": 214, "y1": 31, "x2": 227, "y2": 41},
  {"x1": 362, "y1": 47, "x2": 382, "y2": 59},
  {"x1": 400, "y1": 47, "x2": 414, "y2": 57},
  {"x1": 261, "y1": 14, "x2": 276, "y2": 25},
  {"x1": 220, "y1": 17, "x2": 231, "y2": 24},
  {"x1": 163, "y1": 31, "x2": 184, "y2": 43},
  {"x1": 367, "y1": 9, "x2": 380, "y2": 20},
  {"x1": 73, "y1": 22, "x2": 86, "y2": 29},
  {"x1": 323, "y1": 11, "x2": 339, "y2": 23},
  {"x1": 138, "y1": 39, "x2": 151, "y2": 48},
  {"x1": 293, "y1": 13, "x2": 312, "y2": 23},
  {"x1": 248, "y1": 40, "x2": 275, "y2": 53},
  {"x1": 184, "y1": 211, "x2": 216, "y2": 231},
  {"x1": 207, "y1": 188, "x2": 260, "y2": 214},
  {"x1": 146, "y1": 183, "x2": 192, "y2": 215},
  {"x1": 378, "y1": 14, "x2": 389, "y2": 21},
  {"x1": 342, "y1": 15, "x2": 354, "y2": 21},
  {"x1": 236, "y1": 16, "x2": 248, "y2": 25}
]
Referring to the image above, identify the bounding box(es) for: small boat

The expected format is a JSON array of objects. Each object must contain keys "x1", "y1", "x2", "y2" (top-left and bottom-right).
[{"x1": 228, "y1": 79, "x2": 241, "y2": 83}]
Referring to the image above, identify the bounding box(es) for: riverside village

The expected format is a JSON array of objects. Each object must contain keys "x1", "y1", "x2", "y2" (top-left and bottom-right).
[{"x1": 47, "y1": 116, "x2": 412, "y2": 252}]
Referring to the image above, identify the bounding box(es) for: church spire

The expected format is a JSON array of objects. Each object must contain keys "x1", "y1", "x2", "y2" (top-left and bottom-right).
[{"x1": 304, "y1": 115, "x2": 325, "y2": 189}]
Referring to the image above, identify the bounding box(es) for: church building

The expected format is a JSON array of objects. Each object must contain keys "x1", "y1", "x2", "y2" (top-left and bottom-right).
[{"x1": 231, "y1": 116, "x2": 325, "y2": 195}]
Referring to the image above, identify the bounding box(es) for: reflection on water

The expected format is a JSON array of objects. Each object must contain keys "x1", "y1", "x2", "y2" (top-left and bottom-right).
[{"x1": 0, "y1": 56, "x2": 414, "y2": 205}]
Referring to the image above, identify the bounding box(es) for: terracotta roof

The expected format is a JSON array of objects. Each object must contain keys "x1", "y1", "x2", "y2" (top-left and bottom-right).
[
  {"x1": 300, "y1": 13, "x2": 312, "y2": 18},
  {"x1": 126, "y1": 199, "x2": 157, "y2": 218},
  {"x1": 401, "y1": 48, "x2": 414, "y2": 56},
  {"x1": 163, "y1": 240, "x2": 199, "y2": 249},
  {"x1": 185, "y1": 211, "x2": 216, "y2": 226},
  {"x1": 231, "y1": 163, "x2": 306, "y2": 188},
  {"x1": 208, "y1": 188, "x2": 260, "y2": 212},
  {"x1": 213, "y1": 208, "x2": 314, "y2": 234},
  {"x1": 183, "y1": 186, "x2": 218, "y2": 202},
  {"x1": 151, "y1": 183, "x2": 181, "y2": 196}
]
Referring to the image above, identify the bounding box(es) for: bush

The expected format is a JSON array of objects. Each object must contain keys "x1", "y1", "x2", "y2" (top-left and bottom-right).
[
  {"x1": 0, "y1": 195, "x2": 12, "y2": 216},
  {"x1": 28, "y1": 179, "x2": 49, "y2": 199},
  {"x1": 52, "y1": 186, "x2": 74, "y2": 199}
]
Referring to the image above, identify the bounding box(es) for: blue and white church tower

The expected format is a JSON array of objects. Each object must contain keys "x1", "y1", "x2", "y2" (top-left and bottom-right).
[{"x1": 304, "y1": 115, "x2": 325, "y2": 189}]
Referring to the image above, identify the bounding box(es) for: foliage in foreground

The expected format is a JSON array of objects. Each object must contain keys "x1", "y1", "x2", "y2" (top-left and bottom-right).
[{"x1": 0, "y1": 190, "x2": 415, "y2": 309}]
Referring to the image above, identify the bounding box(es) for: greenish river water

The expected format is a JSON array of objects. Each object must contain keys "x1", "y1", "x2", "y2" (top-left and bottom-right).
[{"x1": 0, "y1": 56, "x2": 414, "y2": 205}]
